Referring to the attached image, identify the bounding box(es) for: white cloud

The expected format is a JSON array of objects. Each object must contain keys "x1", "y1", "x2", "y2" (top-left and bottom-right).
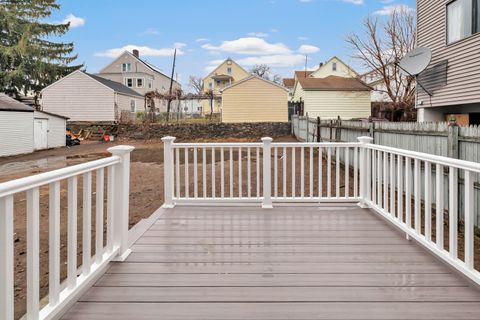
[
  {"x1": 374, "y1": 4, "x2": 414, "y2": 15},
  {"x1": 297, "y1": 36, "x2": 309, "y2": 41},
  {"x1": 343, "y1": 0, "x2": 364, "y2": 5},
  {"x1": 236, "y1": 54, "x2": 306, "y2": 67},
  {"x1": 298, "y1": 44, "x2": 320, "y2": 54},
  {"x1": 299, "y1": 0, "x2": 312, "y2": 3},
  {"x1": 95, "y1": 44, "x2": 184, "y2": 58},
  {"x1": 140, "y1": 28, "x2": 159, "y2": 36},
  {"x1": 204, "y1": 65, "x2": 217, "y2": 73},
  {"x1": 62, "y1": 14, "x2": 85, "y2": 28},
  {"x1": 195, "y1": 38, "x2": 209, "y2": 43},
  {"x1": 202, "y1": 37, "x2": 291, "y2": 55},
  {"x1": 247, "y1": 32, "x2": 269, "y2": 38}
]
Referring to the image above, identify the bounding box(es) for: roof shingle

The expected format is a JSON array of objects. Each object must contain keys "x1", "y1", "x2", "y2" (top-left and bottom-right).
[{"x1": 297, "y1": 76, "x2": 371, "y2": 91}]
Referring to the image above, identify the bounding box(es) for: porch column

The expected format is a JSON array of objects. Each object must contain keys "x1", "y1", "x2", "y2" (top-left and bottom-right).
[
  {"x1": 262, "y1": 137, "x2": 273, "y2": 209},
  {"x1": 358, "y1": 136, "x2": 373, "y2": 208},
  {"x1": 162, "y1": 136, "x2": 176, "y2": 208}
]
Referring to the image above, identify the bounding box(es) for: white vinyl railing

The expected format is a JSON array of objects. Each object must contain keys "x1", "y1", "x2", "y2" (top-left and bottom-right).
[
  {"x1": 0, "y1": 145, "x2": 134, "y2": 320},
  {"x1": 162, "y1": 136, "x2": 480, "y2": 285}
]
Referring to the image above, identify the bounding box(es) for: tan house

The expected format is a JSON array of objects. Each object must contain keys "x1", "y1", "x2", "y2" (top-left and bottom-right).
[
  {"x1": 41, "y1": 70, "x2": 144, "y2": 122},
  {"x1": 291, "y1": 56, "x2": 371, "y2": 119},
  {"x1": 202, "y1": 58, "x2": 250, "y2": 115},
  {"x1": 221, "y1": 75, "x2": 288, "y2": 123},
  {"x1": 97, "y1": 49, "x2": 181, "y2": 113}
]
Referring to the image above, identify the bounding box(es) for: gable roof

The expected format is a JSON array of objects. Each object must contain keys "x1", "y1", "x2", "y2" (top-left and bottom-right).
[
  {"x1": 86, "y1": 73, "x2": 143, "y2": 97},
  {"x1": 203, "y1": 58, "x2": 249, "y2": 81},
  {"x1": 221, "y1": 75, "x2": 289, "y2": 92},
  {"x1": 0, "y1": 93, "x2": 34, "y2": 112},
  {"x1": 297, "y1": 76, "x2": 371, "y2": 91},
  {"x1": 283, "y1": 78, "x2": 295, "y2": 88},
  {"x1": 311, "y1": 56, "x2": 359, "y2": 77}
]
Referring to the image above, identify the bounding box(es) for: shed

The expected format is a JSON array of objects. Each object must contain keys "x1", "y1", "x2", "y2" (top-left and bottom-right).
[
  {"x1": 33, "y1": 110, "x2": 68, "y2": 150},
  {"x1": 221, "y1": 76, "x2": 289, "y2": 123},
  {"x1": 41, "y1": 70, "x2": 145, "y2": 122}
]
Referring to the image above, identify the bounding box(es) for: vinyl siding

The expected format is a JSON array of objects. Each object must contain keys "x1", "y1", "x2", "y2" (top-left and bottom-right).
[
  {"x1": 310, "y1": 57, "x2": 357, "y2": 78},
  {"x1": 0, "y1": 111, "x2": 34, "y2": 157},
  {"x1": 292, "y1": 83, "x2": 305, "y2": 102},
  {"x1": 303, "y1": 90, "x2": 371, "y2": 120},
  {"x1": 222, "y1": 78, "x2": 288, "y2": 123},
  {"x1": 41, "y1": 71, "x2": 115, "y2": 121},
  {"x1": 34, "y1": 111, "x2": 66, "y2": 148},
  {"x1": 417, "y1": 0, "x2": 480, "y2": 107},
  {"x1": 115, "y1": 93, "x2": 145, "y2": 122}
]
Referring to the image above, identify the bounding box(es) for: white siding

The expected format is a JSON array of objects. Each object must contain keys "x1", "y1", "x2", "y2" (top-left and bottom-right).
[
  {"x1": 304, "y1": 91, "x2": 371, "y2": 119},
  {"x1": 41, "y1": 71, "x2": 115, "y2": 121},
  {"x1": 115, "y1": 93, "x2": 145, "y2": 122},
  {"x1": 0, "y1": 111, "x2": 34, "y2": 157},
  {"x1": 34, "y1": 111, "x2": 66, "y2": 149},
  {"x1": 292, "y1": 83, "x2": 305, "y2": 101}
]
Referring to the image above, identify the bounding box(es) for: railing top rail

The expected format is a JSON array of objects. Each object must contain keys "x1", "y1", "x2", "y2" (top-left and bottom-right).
[
  {"x1": 368, "y1": 143, "x2": 480, "y2": 173},
  {"x1": 173, "y1": 142, "x2": 262, "y2": 148},
  {"x1": 0, "y1": 155, "x2": 121, "y2": 198},
  {"x1": 273, "y1": 142, "x2": 361, "y2": 148}
]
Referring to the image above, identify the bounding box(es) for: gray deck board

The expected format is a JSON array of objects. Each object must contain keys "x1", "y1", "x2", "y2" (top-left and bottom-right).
[{"x1": 61, "y1": 205, "x2": 480, "y2": 320}]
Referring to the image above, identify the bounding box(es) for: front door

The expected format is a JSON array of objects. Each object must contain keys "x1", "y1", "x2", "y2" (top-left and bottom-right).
[{"x1": 34, "y1": 118, "x2": 48, "y2": 150}]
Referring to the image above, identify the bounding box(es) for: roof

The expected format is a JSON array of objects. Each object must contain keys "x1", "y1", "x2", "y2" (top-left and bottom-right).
[
  {"x1": 86, "y1": 73, "x2": 144, "y2": 97},
  {"x1": 295, "y1": 71, "x2": 314, "y2": 78},
  {"x1": 35, "y1": 110, "x2": 70, "y2": 120},
  {"x1": 283, "y1": 78, "x2": 295, "y2": 88},
  {"x1": 0, "y1": 94, "x2": 34, "y2": 112},
  {"x1": 203, "y1": 58, "x2": 249, "y2": 81},
  {"x1": 221, "y1": 75, "x2": 289, "y2": 92},
  {"x1": 297, "y1": 76, "x2": 371, "y2": 91}
]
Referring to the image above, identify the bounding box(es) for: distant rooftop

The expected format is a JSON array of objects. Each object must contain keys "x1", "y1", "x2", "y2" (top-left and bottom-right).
[{"x1": 0, "y1": 94, "x2": 33, "y2": 112}]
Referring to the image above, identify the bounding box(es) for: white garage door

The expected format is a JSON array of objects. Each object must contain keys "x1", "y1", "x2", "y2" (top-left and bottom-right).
[{"x1": 34, "y1": 118, "x2": 48, "y2": 150}]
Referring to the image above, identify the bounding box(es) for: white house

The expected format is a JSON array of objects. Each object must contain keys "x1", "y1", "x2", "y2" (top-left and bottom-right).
[{"x1": 0, "y1": 94, "x2": 67, "y2": 157}]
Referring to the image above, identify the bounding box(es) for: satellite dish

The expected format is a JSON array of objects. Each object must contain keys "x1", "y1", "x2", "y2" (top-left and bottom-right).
[{"x1": 398, "y1": 47, "x2": 432, "y2": 76}]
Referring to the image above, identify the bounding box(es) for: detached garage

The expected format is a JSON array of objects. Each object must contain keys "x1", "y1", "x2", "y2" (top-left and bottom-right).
[
  {"x1": 221, "y1": 75, "x2": 289, "y2": 123},
  {"x1": 0, "y1": 94, "x2": 67, "y2": 157}
]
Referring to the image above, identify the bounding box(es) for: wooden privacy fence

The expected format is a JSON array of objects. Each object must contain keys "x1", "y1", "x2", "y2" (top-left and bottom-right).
[{"x1": 292, "y1": 115, "x2": 480, "y2": 226}]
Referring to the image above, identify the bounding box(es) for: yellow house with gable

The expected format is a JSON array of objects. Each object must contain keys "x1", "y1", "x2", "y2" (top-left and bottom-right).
[{"x1": 202, "y1": 58, "x2": 250, "y2": 115}]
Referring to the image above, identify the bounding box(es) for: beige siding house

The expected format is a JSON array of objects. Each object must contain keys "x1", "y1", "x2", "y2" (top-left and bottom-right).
[
  {"x1": 417, "y1": 0, "x2": 480, "y2": 124},
  {"x1": 41, "y1": 70, "x2": 144, "y2": 122},
  {"x1": 202, "y1": 58, "x2": 250, "y2": 115},
  {"x1": 291, "y1": 57, "x2": 371, "y2": 119},
  {"x1": 97, "y1": 50, "x2": 181, "y2": 113},
  {"x1": 221, "y1": 76, "x2": 288, "y2": 123}
]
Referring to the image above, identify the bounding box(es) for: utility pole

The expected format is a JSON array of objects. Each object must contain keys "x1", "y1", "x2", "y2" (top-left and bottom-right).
[{"x1": 166, "y1": 48, "x2": 177, "y2": 122}]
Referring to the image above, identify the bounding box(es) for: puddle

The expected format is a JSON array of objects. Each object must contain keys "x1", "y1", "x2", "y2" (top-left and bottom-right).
[{"x1": 0, "y1": 156, "x2": 67, "y2": 176}]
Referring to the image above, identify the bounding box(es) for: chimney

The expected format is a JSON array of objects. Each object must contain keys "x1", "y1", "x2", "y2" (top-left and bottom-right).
[
  {"x1": 319, "y1": 62, "x2": 324, "y2": 68},
  {"x1": 132, "y1": 49, "x2": 139, "y2": 58}
]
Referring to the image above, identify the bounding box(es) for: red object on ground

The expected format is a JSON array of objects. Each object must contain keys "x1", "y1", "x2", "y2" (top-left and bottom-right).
[{"x1": 104, "y1": 135, "x2": 110, "y2": 142}]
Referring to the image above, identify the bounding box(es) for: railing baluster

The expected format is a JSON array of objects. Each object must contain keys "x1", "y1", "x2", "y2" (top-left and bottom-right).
[
  {"x1": 193, "y1": 148, "x2": 198, "y2": 198},
  {"x1": 184, "y1": 148, "x2": 189, "y2": 199},
  {"x1": 309, "y1": 147, "x2": 314, "y2": 198},
  {"x1": 292, "y1": 147, "x2": 296, "y2": 198},
  {"x1": 336, "y1": 147, "x2": 340, "y2": 199},
  {"x1": 383, "y1": 152, "x2": 388, "y2": 211},
  {"x1": 436, "y1": 164, "x2": 444, "y2": 250},
  {"x1": 106, "y1": 167, "x2": 114, "y2": 254},
  {"x1": 353, "y1": 147, "x2": 358, "y2": 198},
  {"x1": 366, "y1": 148, "x2": 371, "y2": 202},
  {"x1": 372, "y1": 150, "x2": 377, "y2": 204},
  {"x1": 82, "y1": 172, "x2": 92, "y2": 276},
  {"x1": 0, "y1": 195, "x2": 14, "y2": 320},
  {"x1": 390, "y1": 154, "x2": 396, "y2": 217},
  {"x1": 449, "y1": 167, "x2": 458, "y2": 259},
  {"x1": 67, "y1": 178, "x2": 78, "y2": 290},
  {"x1": 377, "y1": 151, "x2": 383, "y2": 208},
  {"x1": 95, "y1": 168, "x2": 104, "y2": 264},
  {"x1": 464, "y1": 170, "x2": 474, "y2": 270},
  {"x1": 301, "y1": 147, "x2": 305, "y2": 198},
  {"x1": 257, "y1": 147, "x2": 261, "y2": 198},
  {"x1": 247, "y1": 147, "x2": 251, "y2": 198},
  {"x1": 175, "y1": 148, "x2": 180, "y2": 198},
  {"x1": 397, "y1": 156, "x2": 403, "y2": 222},
  {"x1": 212, "y1": 148, "x2": 215, "y2": 198},
  {"x1": 414, "y1": 159, "x2": 421, "y2": 234},
  {"x1": 203, "y1": 148, "x2": 207, "y2": 198},
  {"x1": 220, "y1": 147, "x2": 225, "y2": 198},
  {"x1": 27, "y1": 187, "x2": 40, "y2": 320},
  {"x1": 319, "y1": 147, "x2": 323, "y2": 198},
  {"x1": 239, "y1": 147, "x2": 242, "y2": 197},
  {"x1": 275, "y1": 147, "x2": 279, "y2": 198},
  {"x1": 229, "y1": 147, "x2": 233, "y2": 197},
  {"x1": 283, "y1": 147, "x2": 287, "y2": 198},
  {"x1": 345, "y1": 147, "x2": 349, "y2": 198},
  {"x1": 424, "y1": 162, "x2": 432, "y2": 241},
  {"x1": 49, "y1": 181, "x2": 61, "y2": 306},
  {"x1": 405, "y1": 157, "x2": 412, "y2": 228},
  {"x1": 327, "y1": 147, "x2": 331, "y2": 198}
]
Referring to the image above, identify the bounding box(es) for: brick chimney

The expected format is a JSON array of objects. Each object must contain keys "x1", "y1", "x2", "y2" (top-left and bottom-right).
[{"x1": 132, "y1": 49, "x2": 139, "y2": 58}]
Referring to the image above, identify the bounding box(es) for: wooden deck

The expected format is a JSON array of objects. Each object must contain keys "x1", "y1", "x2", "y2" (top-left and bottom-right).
[{"x1": 61, "y1": 205, "x2": 480, "y2": 320}]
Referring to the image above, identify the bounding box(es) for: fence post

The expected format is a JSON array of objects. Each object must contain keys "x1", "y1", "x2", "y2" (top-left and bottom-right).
[
  {"x1": 161, "y1": 136, "x2": 176, "y2": 208},
  {"x1": 262, "y1": 137, "x2": 273, "y2": 209},
  {"x1": 447, "y1": 123, "x2": 459, "y2": 159},
  {"x1": 369, "y1": 121, "x2": 375, "y2": 141},
  {"x1": 305, "y1": 113, "x2": 310, "y2": 142},
  {"x1": 108, "y1": 145, "x2": 135, "y2": 261},
  {"x1": 357, "y1": 136, "x2": 373, "y2": 208},
  {"x1": 317, "y1": 117, "x2": 321, "y2": 142},
  {"x1": 335, "y1": 116, "x2": 342, "y2": 142}
]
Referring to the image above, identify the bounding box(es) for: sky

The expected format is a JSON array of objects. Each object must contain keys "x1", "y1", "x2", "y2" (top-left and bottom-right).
[{"x1": 51, "y1": 0, "x2": 416, "y2": 91}]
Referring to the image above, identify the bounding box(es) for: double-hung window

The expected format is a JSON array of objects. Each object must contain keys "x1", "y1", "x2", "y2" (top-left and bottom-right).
[
  {"x1": 447, "y1": 0, "x2": 480, "y2": 44},
  {"x1": 125, "y1": 78, "x2": 133, "y2": 87},
  {"x1": 122, "y1": 63, "x2": 132, "y2": 72},
  {"x1": 136, "y1": 78, "x2": 144, "y2": 88}
]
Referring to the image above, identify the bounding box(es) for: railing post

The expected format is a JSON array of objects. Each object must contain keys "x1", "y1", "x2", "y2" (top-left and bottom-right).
[
  {"x1": 358, "y1": 136, "x2": 373, "y2": 208},
  {"x1": 0, "y1": 195, "x2": 14, "y2": 320},
  {"x1": 161, "y1": 136, "x2": 176, "y2": 208},
  {"x1": 262, "y1": 137, "x2": 273, "y2": 209},
  {"x1": 108, "y1": 145, "x2": 135, "y2": 261}
]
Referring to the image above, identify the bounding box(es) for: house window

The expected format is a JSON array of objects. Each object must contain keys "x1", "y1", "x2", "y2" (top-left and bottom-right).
[
  {"x1": 227, "y1": 67, "x2": 232, "y2": 75},
  {"x1": 130, "y1": 100, "x2": 136, "y2": 113},
  {"x1": 447, "y1": 0, "x2": 480, "y2": 44},
  {"x1": 122, "y1": 63, "x2": 132, "y2": 72},
  {"x1": 216, "y1": 80, "x2": 221, "y2": 86},
  {"x1": 208, "y1": 82, "x2": 213, "y2": 90},
  {"x1": 136, "y1": 78, "x2": 144, "y2": 88},
  {"x1": 332, "y1": 62, "x2": 337, "y2": 71},
  {"x1": 125, "y1": 78, "x2": 133, "y2": 87},
  {"x1": 148, "y1": 79, "x2": 153, "y2": 89}
]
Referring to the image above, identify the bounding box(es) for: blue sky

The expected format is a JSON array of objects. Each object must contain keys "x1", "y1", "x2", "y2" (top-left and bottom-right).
[{"x1": 51, "y1": 0, "x2": 416, "y2": 91}]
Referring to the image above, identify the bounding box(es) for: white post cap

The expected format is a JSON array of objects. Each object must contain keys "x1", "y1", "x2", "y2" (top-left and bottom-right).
[
  {"x1": 107, "y1": 145, "x2": 135, "y2": 155},
  {"x1": 161, "y1": 136, "x2": 176, "y2": 142},
  {"x1": 357, "y1": 136, "x2": 373, "y2": 144},
  {"x1": 261, "y1": 137, "x2": 273, "y2": 143}
]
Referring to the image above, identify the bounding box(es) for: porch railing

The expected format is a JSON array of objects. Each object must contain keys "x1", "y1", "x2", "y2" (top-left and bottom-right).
[
  {"x1": 162, "y1": 136, "x2": 480, "y2": 286},
  {"x1": 0, "y1": 145, "x2": 134, "y2": 320}
]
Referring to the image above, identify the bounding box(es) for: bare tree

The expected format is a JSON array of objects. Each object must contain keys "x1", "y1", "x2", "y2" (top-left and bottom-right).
[
  {"x1": 346, "y1": 8, "x2": 416, "y2": 118},
  {"x1": 189, "y1": 76, "x2": 204, "y2": 94},
  {"x1": 250, "y1": 64, "x2": 283, "y2": 84}
]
